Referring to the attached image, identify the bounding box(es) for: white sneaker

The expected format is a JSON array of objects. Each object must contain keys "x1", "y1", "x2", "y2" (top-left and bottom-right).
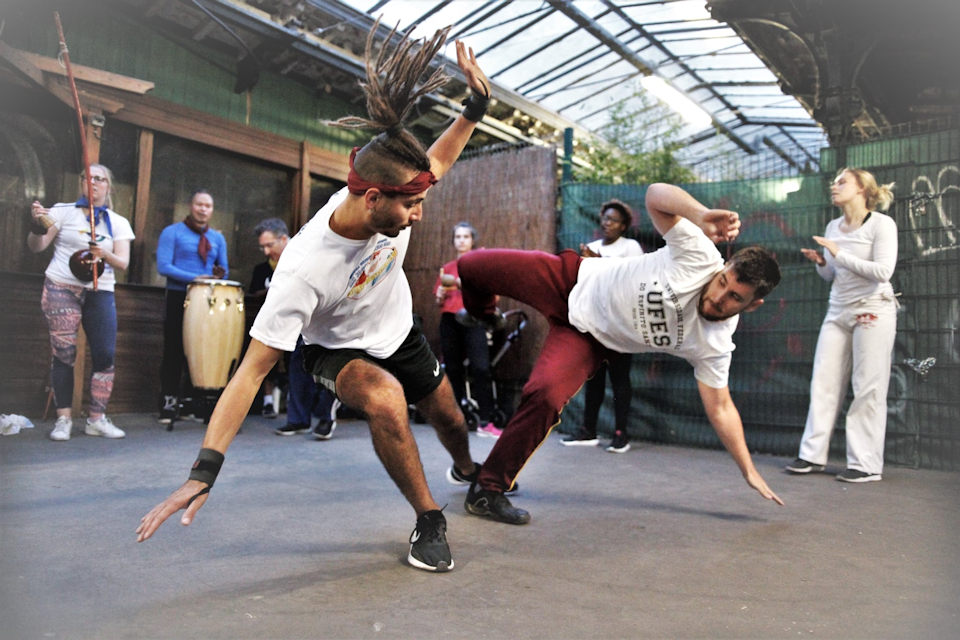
[
  {"x1": 85, "y1": 415, "x2": 126, "y2": 438},
  {"x1": 49, "y1": 416, "x2": 73, "y2": 441}
]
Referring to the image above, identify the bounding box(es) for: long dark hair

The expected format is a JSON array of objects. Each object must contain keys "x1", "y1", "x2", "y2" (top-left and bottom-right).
[{"x1": 327, "y1": 19, "x2": 451, "y2": 184}]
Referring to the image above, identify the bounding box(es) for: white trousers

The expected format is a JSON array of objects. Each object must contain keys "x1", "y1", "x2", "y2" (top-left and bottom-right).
[{"x1": 798, "y1": 294, "x2": 897, "y2": 474}]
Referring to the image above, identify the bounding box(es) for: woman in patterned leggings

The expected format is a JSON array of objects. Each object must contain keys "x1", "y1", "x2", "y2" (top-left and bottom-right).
[{"x1": 27, "y1": 164, "x2": 135, "y2": 441}]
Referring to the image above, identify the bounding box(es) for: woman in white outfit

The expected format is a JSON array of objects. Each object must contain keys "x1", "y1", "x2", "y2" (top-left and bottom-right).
[{"x1": 787, "y1": 167, "x2": 897, "y2": 482}]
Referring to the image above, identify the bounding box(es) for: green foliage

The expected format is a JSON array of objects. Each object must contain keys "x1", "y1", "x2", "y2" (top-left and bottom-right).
[{"x1": 573, "y1": 89, "x2": 698, "y2": 185}]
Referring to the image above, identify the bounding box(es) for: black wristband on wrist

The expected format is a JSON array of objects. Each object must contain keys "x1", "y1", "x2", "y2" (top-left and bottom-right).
[
  {"x1": 461, "y1": 92, "x2": 489, "y2": 122},
  {"x1": 188, "y1": 448, "x2": 225, "y2": 487}
]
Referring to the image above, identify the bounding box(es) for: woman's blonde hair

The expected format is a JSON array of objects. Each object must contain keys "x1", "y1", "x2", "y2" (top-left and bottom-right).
[{"x1": 837, "y1": 167, "x2": 895, "y2": 212}]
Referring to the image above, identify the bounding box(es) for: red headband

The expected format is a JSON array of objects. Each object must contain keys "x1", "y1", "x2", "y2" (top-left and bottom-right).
[{"x1": 347, "y1": 147, "x2": 438, "y2": 196}]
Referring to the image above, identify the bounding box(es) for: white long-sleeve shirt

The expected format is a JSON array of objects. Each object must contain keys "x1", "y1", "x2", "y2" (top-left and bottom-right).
[{"x1": 815, "y1": 211, "x2": 898, "y2": 305}]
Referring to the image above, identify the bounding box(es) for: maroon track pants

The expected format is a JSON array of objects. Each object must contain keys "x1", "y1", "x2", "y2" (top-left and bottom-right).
[{"x1": 459, "y1": 249, "x2": 612, "y2": 492}]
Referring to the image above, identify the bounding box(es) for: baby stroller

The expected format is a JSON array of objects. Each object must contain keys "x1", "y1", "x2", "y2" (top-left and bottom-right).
[{"x1": 460, "y1": 309, "x2": 528, "y2": 430}]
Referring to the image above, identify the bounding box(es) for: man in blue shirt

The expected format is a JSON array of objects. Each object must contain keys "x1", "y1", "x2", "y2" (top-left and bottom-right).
[{"x1": 156, "y1": 190, "x2": 228, "y2": 425}]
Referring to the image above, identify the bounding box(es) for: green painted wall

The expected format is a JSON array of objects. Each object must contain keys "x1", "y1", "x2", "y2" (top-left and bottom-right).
[{"x1": 4, "y1": 3, "x2": 364, "y2": 153}]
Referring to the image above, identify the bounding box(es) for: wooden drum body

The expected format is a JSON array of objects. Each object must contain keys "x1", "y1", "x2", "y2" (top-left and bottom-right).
[{"x1": 183, "y1": 279, "x2": 244, "y2": 390}]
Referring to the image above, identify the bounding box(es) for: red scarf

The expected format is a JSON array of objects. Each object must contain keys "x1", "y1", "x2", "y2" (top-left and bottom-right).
[
  {"x1": 346, "y1": 147, "x2": 437, "y2": 196},
  {"x1": 183, "y1": 216, "x2": 211, "y2": 262}
]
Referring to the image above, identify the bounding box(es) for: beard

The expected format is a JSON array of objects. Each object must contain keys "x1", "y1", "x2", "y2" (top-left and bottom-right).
[{"x1": 698, "y1": 296, "x2": 730, "y2": 322}]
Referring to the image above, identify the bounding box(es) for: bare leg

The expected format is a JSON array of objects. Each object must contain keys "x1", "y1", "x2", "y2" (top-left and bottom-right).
[
  {"x1": 335, "y1": 359, "x2": 438, "y2": 516},
  {"x1": 415, "y1": 376, "x2": 474, "y2": 475}
]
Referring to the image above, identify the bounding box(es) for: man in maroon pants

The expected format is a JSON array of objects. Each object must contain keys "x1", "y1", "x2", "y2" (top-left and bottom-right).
[{"x1": 458, "y1": 182, "x2": 785, "y2": 524}]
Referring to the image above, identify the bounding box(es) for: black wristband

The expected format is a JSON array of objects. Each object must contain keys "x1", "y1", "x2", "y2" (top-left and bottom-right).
[
  {"x1": 461, "y1": 92, "x2": 489, "y2": 122},
  {"x1": 29, "y1": 220, "x2": 49, "y2": 235},
  {"x1": 188, "y1": 448, "x2": 225, "y2": 487}
]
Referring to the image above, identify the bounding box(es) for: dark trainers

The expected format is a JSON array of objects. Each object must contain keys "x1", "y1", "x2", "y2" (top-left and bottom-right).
[
  {"x1": 447, "y1": 462, "x2": 481, "y2": 486},
  {"x1": 274, "y1": 423, "x2": 310, "y2": 436},
  {"x1": 261, "y1": 404, "x2": 278, "y2": 419},
  {"x1": 447, "y1": 463, "x2": 519, "y2": 495},
  {"x1": 408, "y1": 509, "x2": 453, "y2": 572},
  {"x1": 605, "y1": 430, "x2": 630, "y2": 453},
  {"x1": 158, "y1": 395, "x2": 179, "y2": 425},
  {"x1": 785, "y1": 458, "x2": 825, "y2": 474},
  {"x1": 311, "y1": 419, "x2": 336, "y2": 440},
  {"x1": 465, "y1": 483, "x2": 531, "y2": 524},
  {"x1": 561, "y1": 427, "x2": 598, "y2": 447},
  {"x1": 836, "y1": 469, "x2": 881, "y2": 483}
]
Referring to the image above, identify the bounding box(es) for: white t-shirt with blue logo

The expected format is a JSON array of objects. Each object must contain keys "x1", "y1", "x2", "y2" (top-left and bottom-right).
[{"x1": 250, "y1": 187, "x2": 413, "y2": 357}]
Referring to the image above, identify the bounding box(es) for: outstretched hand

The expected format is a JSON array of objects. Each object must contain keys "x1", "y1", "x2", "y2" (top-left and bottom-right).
[
  {"x1": 135, "y1": 479, "x2": 211, "y2": 542},
  {"x1": 699, "y1": 209, "x2": 741, "y2": 244},
  {"x1": 745, "y1": 471, "x2": 784, "y2": 506},
  {"x1": 800, "y1": 247, "x2": 826, "y2": 266},
  {"x1": 812, "y1": 235, "x2": 839, "y2": 257},
  {"x1": 455, "y1": 40, "x2": 489, "y2": 97}
]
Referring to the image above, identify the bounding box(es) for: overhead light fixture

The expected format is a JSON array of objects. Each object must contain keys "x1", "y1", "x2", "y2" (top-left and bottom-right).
[{"x1": 640, "y1": 76, "x2": 712, "y2": 129}]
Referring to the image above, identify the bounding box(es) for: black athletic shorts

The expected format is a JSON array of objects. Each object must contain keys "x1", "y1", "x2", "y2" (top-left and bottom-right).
[{"x1": 300, "y1": 324, "x2": 443, "y2": 405}]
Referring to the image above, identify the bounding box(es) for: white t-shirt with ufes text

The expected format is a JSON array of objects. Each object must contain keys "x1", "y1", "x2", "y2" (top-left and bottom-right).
[{"x1": 568, "y1": 218, "x2": 737, "y2": 389}]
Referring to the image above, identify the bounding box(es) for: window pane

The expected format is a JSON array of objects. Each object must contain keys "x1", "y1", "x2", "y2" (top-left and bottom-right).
[{"x1": 146, "y1": 134, "x2": 294, "y2": 290}]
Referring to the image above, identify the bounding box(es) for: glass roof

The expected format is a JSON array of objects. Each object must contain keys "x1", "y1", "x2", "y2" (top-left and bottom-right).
[{"x1": 338, "y1": 0, "x2": 828, "y2": 179}]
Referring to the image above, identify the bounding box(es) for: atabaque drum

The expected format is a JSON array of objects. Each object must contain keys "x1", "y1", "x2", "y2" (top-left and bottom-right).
[{"x1": 183, "y1": 279, "x2": 244, "y2": 390}]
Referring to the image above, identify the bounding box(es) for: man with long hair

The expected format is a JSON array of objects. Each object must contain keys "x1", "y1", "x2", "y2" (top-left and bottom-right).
[{"x1": 137, "y1": 22, "x2": 490, "y2": 573}]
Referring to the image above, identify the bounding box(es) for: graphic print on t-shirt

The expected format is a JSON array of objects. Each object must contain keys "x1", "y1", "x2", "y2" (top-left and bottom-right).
[
  {"x1": 633, "y1": 279, "x2": 683, "y2": 349},
  {"x1": 347, "y1": 238, "x2": 399, "y2": 299}
]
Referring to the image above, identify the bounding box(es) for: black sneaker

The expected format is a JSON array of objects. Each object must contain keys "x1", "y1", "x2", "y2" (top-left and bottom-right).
[
  {"x1": 274, "y1": 423, "x2": 310, "y2": 436},
  {"x1": 561, "y1": 427, "x2": 598, "y2": 447},
  {"x1": 836, "y1": 469, "x2": 881, "y2": 483},
  {"x1": 447, "y1": 462, "x2": 481, "y2": 486},
  {"x1": 262, "y1": 404, "x2": 278, "y2": 419},
  {"x1": 465, "y1": 483, "x2": 531, "y2": 525},
  {"x1": 311, "y1": 419, "x2": 336, "y2": 440},
  {"x1": 407, "y1": 509, "x2": 453, "y2": 572},
  {"x1": 447, "y1": 463, "x2": 519, "y2": 495},
  {"x1": 158, "y1": 395, "x2": 179, "y2": 425},
  {"x1": 785, "y1": 458, "x2": 825, "y2": 474},
  {"x1": 605, "y1": 430, "x2": 630, "y2": 453}
]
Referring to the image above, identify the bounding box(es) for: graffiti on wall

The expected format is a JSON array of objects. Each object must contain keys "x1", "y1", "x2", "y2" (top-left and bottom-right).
[{"x1": 908, "y1": 165, "x2": 959, "y2": 257}]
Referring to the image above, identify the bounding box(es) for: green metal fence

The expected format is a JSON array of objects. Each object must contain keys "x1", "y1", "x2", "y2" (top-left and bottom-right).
[{"x1": 559, "y1": 128, "x2": 960, "y2": 471}]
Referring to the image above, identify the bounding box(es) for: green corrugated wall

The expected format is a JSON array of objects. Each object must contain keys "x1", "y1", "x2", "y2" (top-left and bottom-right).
[{"x1": 4, "y1": 5, "x2": 363, "y2": 154}]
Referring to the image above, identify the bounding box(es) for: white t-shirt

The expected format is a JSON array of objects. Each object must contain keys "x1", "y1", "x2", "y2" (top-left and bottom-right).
[
  {"x1": 815, "y1": 212, "x2": 897, "y2": 305},
  {"x1": 568, "y1": 218, "x2": 736, "y2": 388},
  {"x1": 250, "y1": 188, "x2": 413, "y2": 357},
  {"x1": 44, "y1": 203, "x2": 135, "y2": 292},
  {"x1": 586, "y1": 236, "x2": 643, "y2": 257}
]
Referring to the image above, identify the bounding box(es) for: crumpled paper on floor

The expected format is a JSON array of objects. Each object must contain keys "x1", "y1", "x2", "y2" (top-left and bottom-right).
[{"x1": 1, "y1": 414, "x2": 35, "y2": 436}]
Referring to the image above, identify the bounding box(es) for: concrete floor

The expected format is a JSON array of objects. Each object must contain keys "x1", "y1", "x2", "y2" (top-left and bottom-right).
[{"x1": 2, "y1": 413, "x2": 958, "y2": 639}]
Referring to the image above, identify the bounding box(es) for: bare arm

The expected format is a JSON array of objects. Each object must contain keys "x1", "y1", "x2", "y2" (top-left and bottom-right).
[
  {"x1": 136, "y1": 339, "x2": 282, "y2": 541},
  {"x1": 645, "y1": 183, "x2": 741, "y2": 244},
  {"x1": 427, "y1": 40, "x2": 489, "y2": 179},
  {"x1": 697, "y1": 380, "x2": 784, "y2": 505}
]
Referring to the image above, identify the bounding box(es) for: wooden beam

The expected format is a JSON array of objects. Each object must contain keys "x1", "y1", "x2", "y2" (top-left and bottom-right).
[
  {"x1": 294, "y1": 140, "x2": 312, "y2": 232},
  {"x1": 0, "y1": 40, "x2": 45, "y2": 85},
  {"x1": 6, "y1": 45, "x2": 154, "y2": 94},
  {"x1": 44, "y1": 76, "x2": 126, "y2": 114},
  {"x1": 133, "y1": 129, "x2": 155, "y2": 282}
]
